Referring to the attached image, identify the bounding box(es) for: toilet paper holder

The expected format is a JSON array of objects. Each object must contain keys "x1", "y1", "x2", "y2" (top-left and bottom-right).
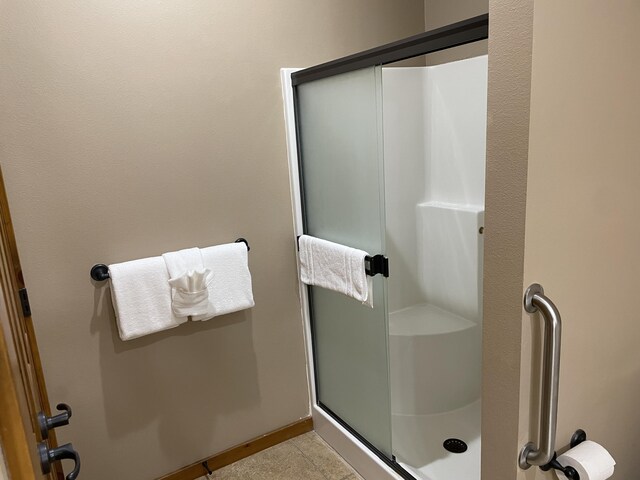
[{"x1": 538, "y1": 429, "x2": 587, "y2": 480}]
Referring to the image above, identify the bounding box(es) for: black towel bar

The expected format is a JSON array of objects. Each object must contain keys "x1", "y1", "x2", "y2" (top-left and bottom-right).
[{"x1": 90, "y1": 238, "x2": 251, "y2": 281}]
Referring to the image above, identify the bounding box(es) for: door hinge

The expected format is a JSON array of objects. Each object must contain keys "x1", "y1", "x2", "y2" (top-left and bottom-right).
[{"x1": 18, "y1": 288, "x2": 31, "y2": 317}]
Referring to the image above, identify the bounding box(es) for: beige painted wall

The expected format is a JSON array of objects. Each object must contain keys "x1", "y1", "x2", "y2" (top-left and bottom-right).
[
  {"x1": 482, "y1": 1, "x2": 534, "y2": 479},
  {"x1": 518, "y1": 1, "x2": 640, "y2": 479},
  {"x1": 424, "y1": 0, "x2": 488, "y2": 65},
  {"x1": 0, "y1": 2, "x2": 424, "y2": 479},
  {"x1": 486, "y1": 1, "x2": 640, "y2": 478}
]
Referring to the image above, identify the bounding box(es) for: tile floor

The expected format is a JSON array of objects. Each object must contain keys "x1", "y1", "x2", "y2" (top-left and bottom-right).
[{"x1": 198, "y1": 431, "x2": 364, "y2": 480}]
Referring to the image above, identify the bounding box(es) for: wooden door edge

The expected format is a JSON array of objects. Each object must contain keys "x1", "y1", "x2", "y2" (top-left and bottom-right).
[{"x1": 0, "y1": 308, "x2": 37, "y2": 480}]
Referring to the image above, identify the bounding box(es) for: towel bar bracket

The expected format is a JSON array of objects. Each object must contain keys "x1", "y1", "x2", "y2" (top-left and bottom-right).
[
  {"x1": 365, "y1": 254, "x2": 389, "y2": 277},
  {"x1": 90, "y1": 264, "x2": 110, "y2": 282},
  {"x1": 234, "y1": 237, "x2": 250, "y2": 251}
]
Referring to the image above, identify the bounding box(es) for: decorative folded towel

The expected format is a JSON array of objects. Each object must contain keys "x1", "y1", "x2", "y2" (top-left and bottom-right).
[
  {"x1": 167, "y1": 270, "x2": 212, "y2": 317},
  {"x1": 108, "y1": 256, "x2": 186, "y2": 341},
  {"x1": 162, "y1": 248, "x2": 212, "y2": 317},
  {"x1": 298, "y1": 234, "x2": 373, "y2": 307},
  {"x1": 192, "y1": 242, "x2": 255, "y2": 321}
]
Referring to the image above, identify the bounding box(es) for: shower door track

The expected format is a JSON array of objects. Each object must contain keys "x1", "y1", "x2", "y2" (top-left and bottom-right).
[
  {"x1": 318, "y1": 401, "x2": 415, "y2": 480},
  {"x1": 291, "y1": 13, "x2": 488, "y2": 86}
]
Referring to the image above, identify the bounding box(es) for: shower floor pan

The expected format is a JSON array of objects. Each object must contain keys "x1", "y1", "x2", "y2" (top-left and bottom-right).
[
  {"x1": 393, "y1": 400, "x2": 480, "y2": 480},
  {"x1": 389, "y1": 303, "x2": 481, "y2": 480}
]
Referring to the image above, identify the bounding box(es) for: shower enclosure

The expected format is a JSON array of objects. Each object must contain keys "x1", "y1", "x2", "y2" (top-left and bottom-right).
[{"x1": 283, "y1": 15, "x2": 488, "y2": 480}]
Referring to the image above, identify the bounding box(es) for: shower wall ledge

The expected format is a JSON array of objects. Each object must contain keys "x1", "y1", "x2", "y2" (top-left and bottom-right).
[
  {"x1": 389, "y1": 303, "x2": 475, "y2": 336},
  {"x1": 417, "y1": 200, "x2": 483, "y2": 212}
]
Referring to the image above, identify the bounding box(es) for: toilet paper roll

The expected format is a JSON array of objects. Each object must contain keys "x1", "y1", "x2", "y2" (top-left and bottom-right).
[{"x1": 556, "y1": 440, "x2": 615, "y2": 480}]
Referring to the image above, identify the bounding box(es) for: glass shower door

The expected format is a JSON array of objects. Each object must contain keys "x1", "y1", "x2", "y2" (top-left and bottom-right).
[{"x1": 296, "y1": 66, "x2": 392, "y2": 458}]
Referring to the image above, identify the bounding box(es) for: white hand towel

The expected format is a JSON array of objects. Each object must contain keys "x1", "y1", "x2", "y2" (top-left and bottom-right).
[
  {"x1": 192, "y1": 242, "x2": 255, "y2": 321},
  {"x1": 108, "y1": 256, "x2": 186, "y2": 341},
  {"x1": 162, "y1": 248, "x2": 211, "y2": 317},
  {"x1": 298, "y1": 234, "x2": 373, "y2": 307}
]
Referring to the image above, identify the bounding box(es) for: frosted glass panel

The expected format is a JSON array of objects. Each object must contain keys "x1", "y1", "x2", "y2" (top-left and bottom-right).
[{"x1": 297, "y1": 66, "x2": 391, "y2": 457}]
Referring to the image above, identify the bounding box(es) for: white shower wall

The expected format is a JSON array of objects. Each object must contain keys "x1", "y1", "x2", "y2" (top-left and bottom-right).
[
  {"x1": 383, "y1": 55, "x2": 488, "y2": 315},
  {"x1": 382, "y1": 67, "x2": 428, "y2": 312},
  {"x1": 425, "y1": 57, "x2": 487, "y2": 207},
  {"x1": 383, "y1": 56, "x2": 487, "y2": 480}
]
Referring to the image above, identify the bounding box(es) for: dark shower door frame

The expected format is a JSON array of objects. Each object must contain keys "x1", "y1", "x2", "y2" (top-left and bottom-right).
[{"x1": 291, "y1": 14, "x2": 489, "y2": 480}]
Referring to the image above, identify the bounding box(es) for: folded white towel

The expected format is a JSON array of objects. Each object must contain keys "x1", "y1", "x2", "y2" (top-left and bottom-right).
[
  {"x1": 108, "y1": 256, "x2": 186, "y2": 341},
  {"x1": 162, "y1": 248, "x2": 212, "y2": 317},
  {"x1": 298, "y1": 235, "x2": 373, "y2": 307},
  {"x1": 167, "y1": 269, "x2": 212, "y2": 317},
  {"x1": 192, "y1": 242, "x2": 255, "y2": 321}
]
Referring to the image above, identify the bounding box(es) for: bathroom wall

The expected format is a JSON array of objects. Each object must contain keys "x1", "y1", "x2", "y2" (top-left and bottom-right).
[
  {"x1": 482, "y1": 0, "x2": 534, "y2": 478},
  {"x1": 484, "y1": 1, "x2": 640, "y2": 479},
  {"x1": 0, "y1": 2, "x2": 425, "y2": 479},
  {"x1": 518, "y1": 1, "x2": 640, "y2": 479}
]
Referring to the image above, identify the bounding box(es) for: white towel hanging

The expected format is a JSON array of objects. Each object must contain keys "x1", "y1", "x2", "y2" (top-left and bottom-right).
[
  {"x1": 298, "y1": 234, "x2": 373, "y2": 307},
  {"x1": 108, "y1": 256, "x2": 186, "y2": 341},
  {"x1": 191, "y1": 242, "x2": 255, "y2": 321}
]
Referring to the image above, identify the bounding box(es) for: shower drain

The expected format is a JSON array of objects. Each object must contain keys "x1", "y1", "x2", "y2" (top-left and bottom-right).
[{"x1": 443, "y1": 438, "x2": 468, "y2": 454}]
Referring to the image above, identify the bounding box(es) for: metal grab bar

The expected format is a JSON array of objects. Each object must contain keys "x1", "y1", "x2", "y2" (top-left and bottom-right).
[{"x1": 519, "y1": 283, "x2": 562, "y2": 469}]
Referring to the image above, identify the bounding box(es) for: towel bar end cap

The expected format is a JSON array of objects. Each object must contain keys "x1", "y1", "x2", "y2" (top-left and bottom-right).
[
  {"x1": 235, "y1": 238, "x2": 250, "y2": 251},
  {"x1": 90, "y1": 264, "x2": 110, "y2": 282}
]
